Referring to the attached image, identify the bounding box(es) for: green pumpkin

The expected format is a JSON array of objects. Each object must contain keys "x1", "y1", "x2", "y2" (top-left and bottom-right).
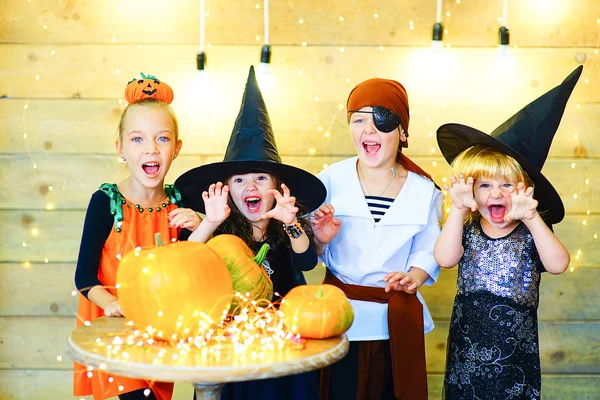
[{"x1": 206, "y1": 234, "x2": 274, "y2": 312}]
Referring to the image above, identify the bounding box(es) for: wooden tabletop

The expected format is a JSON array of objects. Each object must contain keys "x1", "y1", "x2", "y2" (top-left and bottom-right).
[{"x1": 65, "y1": 317, "x2": 349, "y2": 384}]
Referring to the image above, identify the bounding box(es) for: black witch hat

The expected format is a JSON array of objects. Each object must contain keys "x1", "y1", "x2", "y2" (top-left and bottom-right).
[
  {"x1": 437, "y1": 66, "x2": 582, "y2": 224},
  {"x1": 175, "y1": 66, "x2": 326, "y2": 214}
]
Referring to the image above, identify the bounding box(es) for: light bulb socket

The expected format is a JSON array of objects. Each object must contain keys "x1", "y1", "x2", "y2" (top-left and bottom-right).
[
  {"x1": 261, "y1": 45, "x2": 271, "y2": 64},
  {"x1": 432, "y1": 22, "x2": 444, "y2": 41},
  {"x1": 196, "y1": 51, "x2": 207, "y2": 70},
  {"x1": 499, "y1": 26, "x2": 510, "y2": 46}
]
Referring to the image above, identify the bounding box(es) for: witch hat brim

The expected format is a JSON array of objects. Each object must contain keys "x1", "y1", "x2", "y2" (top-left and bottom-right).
[
  {"x1": 437, "y1": 66, "x2": 583, "y2": 224},
  {"x1": 176, "y1": 160, "x2": 326, "y2": 213},
  {"x1": 175, "y1": 66, "x2": 326, "y2": 214}
]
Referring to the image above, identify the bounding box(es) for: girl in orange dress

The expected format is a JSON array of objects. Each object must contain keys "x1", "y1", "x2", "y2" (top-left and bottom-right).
[{"x1": 73, "y1": 76, "x2": 201, "y2": 400}]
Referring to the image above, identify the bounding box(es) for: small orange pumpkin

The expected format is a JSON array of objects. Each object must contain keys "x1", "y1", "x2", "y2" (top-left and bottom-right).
[
  {"x1": 206, "y1": 234, "x2": 273, "y2": 312},
  {"x1": 125, "y1": 72, "x2": 174, "y2": 104},
  {"x1": 280, "y1": 284, "x2": 354, "y2": 339},
  {"x1": 117, "y1": 234, "x2": 232, "y2": 340}
]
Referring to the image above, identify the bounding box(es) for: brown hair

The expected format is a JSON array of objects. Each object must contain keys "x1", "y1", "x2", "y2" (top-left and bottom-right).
[
  {"x1": 117, "y1": 97, "x2": 179, "y2": 142},
  {"x1": 216, "y1": 174, "x2": 314, "y2": 249}
]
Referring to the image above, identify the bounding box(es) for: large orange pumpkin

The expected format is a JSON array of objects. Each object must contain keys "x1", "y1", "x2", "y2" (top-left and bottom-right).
[
  {"x1": 125, "y1": 72, "x2": 174, "y2": 104},
  {"x1": 117, "y1": 233, "x2": 232, "y2": 340},
  {"x1": 280, "y1": 284, "x2": 354, "y2": 339},
  {"x1": 206, "y1": 234, "x2": 273, "y2": 312}
]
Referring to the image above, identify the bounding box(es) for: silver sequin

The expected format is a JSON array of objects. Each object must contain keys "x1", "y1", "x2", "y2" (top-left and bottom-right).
[{"x1": 457, "y1": 222, "x2": 543, "y2": 308}]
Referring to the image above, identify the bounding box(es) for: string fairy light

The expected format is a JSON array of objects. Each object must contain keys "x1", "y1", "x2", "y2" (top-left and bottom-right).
[{"x1": 74, "y1": 293, "x2": 305, "y2": 375}]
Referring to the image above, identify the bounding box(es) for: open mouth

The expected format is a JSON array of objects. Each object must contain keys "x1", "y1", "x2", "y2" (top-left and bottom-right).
[
  {"x1": 362, "y1": 141, "x2": 381, "y2": 156},
  {"x1": 244, "y1": 196, "x2": 262, "y2": 213},
  {"x1": 488, "y1": 205, "x2": 507, "y2": 223},
  {"x1": 142, "y1": 162, "x2": 160, "y2": 177},
  {"x1": 142, "y1": 89, "x2": 157, "y2": 96}
]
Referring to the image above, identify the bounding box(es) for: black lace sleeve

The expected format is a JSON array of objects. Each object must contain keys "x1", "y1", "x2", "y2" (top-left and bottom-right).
[{"x1": 74, "y1": 191, "x2": 113, "y2": 298}]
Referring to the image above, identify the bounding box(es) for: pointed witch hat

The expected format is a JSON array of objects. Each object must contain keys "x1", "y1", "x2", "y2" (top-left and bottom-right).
[
  {"x1": 175, "y1": 66, "x2": 326, "y2": 213},
  {"x1": 437, "y1": 66, "x2": 582, "y2": 224}
]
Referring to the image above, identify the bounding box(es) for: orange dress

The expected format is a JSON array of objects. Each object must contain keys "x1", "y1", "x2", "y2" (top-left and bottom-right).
[{"x1": 74, "y1": 183, "x2": 181, "y2": 400}]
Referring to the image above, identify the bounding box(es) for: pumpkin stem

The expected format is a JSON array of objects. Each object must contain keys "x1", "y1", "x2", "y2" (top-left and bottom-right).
[
  {"x1": 254, "y1": 243, "x2": 270, "y2": 265},
  {"x1": 154, "y1": 232, "x2": 164, "y2": 247},
  {"x1": 316, "y1": 286, "x2": 324, "y2": 299}
]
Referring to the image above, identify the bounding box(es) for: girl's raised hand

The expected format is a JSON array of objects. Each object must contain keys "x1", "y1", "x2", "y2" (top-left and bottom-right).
[
  {"x1": 444, "y1": 173, "x2": 477, "y2": 212},
  {"x1": 168, "y1": 207, "x2": 202, "y2": 231},
  {"x1": 311, "y1": 204, "x2": 342, "y2": 245},
  {"x1": 262, "y1": 183, "x2": 298, "y2": 225},
  {"x1": 202, "y1": 182, "x2": 231, "y2": 224},
  {"x1": 505, "y1": 182, "x2": 538, "y2": 222}
]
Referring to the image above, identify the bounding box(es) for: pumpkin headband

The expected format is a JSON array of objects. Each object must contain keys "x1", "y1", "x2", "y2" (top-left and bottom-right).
[{"x1": 125, "y1": 72, "x2": 174, "y2": 105}]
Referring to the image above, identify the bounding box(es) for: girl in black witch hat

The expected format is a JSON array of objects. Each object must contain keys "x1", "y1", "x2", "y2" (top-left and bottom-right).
[
  {"x1": 434, "y1": 67, "x2": 581, "y2": 399},
  {"x1": 176, "y1": 66, "x2": 325, "y2": 400}
]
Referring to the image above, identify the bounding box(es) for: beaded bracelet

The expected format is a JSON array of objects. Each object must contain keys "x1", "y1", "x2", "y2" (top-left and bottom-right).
[{"x1": 282, "y1": 222, "x2": 305, "y2": 239}]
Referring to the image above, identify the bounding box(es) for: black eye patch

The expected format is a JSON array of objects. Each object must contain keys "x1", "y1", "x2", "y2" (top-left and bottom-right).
[{"x1": 348, "y1": 106, "x2": 401, "y2": 133}]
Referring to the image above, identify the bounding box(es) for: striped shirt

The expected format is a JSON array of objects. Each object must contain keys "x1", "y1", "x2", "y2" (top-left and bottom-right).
[{"x1": 365, "y1": 196, "x2": 394, "y2": 223}]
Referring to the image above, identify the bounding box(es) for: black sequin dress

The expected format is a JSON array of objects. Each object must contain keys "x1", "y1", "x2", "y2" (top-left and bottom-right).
[{"x1": 443, "y1": 221, "x2": 544, "y2": 400}]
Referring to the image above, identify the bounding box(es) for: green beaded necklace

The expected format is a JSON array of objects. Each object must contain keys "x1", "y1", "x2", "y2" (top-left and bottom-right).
[
  {"x1": 127, "y1": 198, "x2": 172, "y2": 213},
  {"x1": 100, "y1": 183, "x2": 182, "y2": 233}
]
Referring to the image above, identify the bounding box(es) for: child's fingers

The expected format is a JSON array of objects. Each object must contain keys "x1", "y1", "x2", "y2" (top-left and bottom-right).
[
  {"x1": 466, "y1": 176, "x2": 474, "y2": 185},
  {"x1": 525, "y1": 186, "x2": 534, "y2": 197},
  {"x1": 280, "y1": 183, "x2": 291, "y2": 197},
  {"x1": 406, "y1": 281, "x2": 419, "y2": 291},
  {"x1": 398, "y1": 275, "x2": 413, "y2": 285},
  {"x1": 214, "y1": 182, "x2": 224, "y2": 196},
  {"x1": 167, "y1": 208, "x2": 179, "y2": 219},
  {"x1": 202, "y1": 191, "x2": 209, "y2": 201},
  {"x1": 269, "y1": 189, "x2": 283, "y2": 201},
  {"x1": 384, "y1": 272, "x2": 405, "y2": 283}
]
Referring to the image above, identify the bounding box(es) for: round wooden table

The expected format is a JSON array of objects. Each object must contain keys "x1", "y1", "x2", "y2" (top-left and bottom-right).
[{"x1": 65, "y1": 317, "x2": 349, "y2": 399}]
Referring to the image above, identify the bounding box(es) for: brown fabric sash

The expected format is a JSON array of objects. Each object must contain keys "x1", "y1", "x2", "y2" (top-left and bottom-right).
[{"x1": 324, "y1": 269, "x2": 428, "y2": 400}]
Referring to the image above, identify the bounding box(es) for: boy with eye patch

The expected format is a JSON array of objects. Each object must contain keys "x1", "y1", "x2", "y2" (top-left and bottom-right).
[{"x1": 312, "y1": 78, "x2": 443, "y2": 400}]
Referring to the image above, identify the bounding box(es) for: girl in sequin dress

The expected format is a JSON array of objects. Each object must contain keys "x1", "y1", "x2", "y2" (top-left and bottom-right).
[{"x1": 434, "y1": 66, "x2": 582, "y2": 400}]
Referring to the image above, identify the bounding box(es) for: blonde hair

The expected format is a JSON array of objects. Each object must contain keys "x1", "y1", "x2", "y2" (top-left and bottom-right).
[
  {"x1": 442, "y1": 145, "x2": 534, "y2": 225},
  {"x1": 117, "y1": 98, "x2": 179, "y2": 142}
]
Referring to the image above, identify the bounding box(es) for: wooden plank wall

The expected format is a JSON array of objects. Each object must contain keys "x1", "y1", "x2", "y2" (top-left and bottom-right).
[{"x1": 1, "y1": 0, "x2": 599, "y2": 398}]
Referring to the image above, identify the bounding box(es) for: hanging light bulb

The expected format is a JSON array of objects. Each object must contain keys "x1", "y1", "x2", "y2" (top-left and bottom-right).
[
  {"x1": 498, "y1": 0, "x2": 510, "y2": 57},
  {"x1": 196, "y1": 0, "x2": 207, "y2": 70},
  {"x1": 260, "y1": 0, "x2": 271, "y2": 65},
  {"x1": 495, "y1": 0, "x2": 516, "y2": 73},
  {"x1": 431, "y1": 0, "x2": 444, "y2": 51},
  {"x1": 257, "y1": 0, "x2": 275, "y2": 90}
]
